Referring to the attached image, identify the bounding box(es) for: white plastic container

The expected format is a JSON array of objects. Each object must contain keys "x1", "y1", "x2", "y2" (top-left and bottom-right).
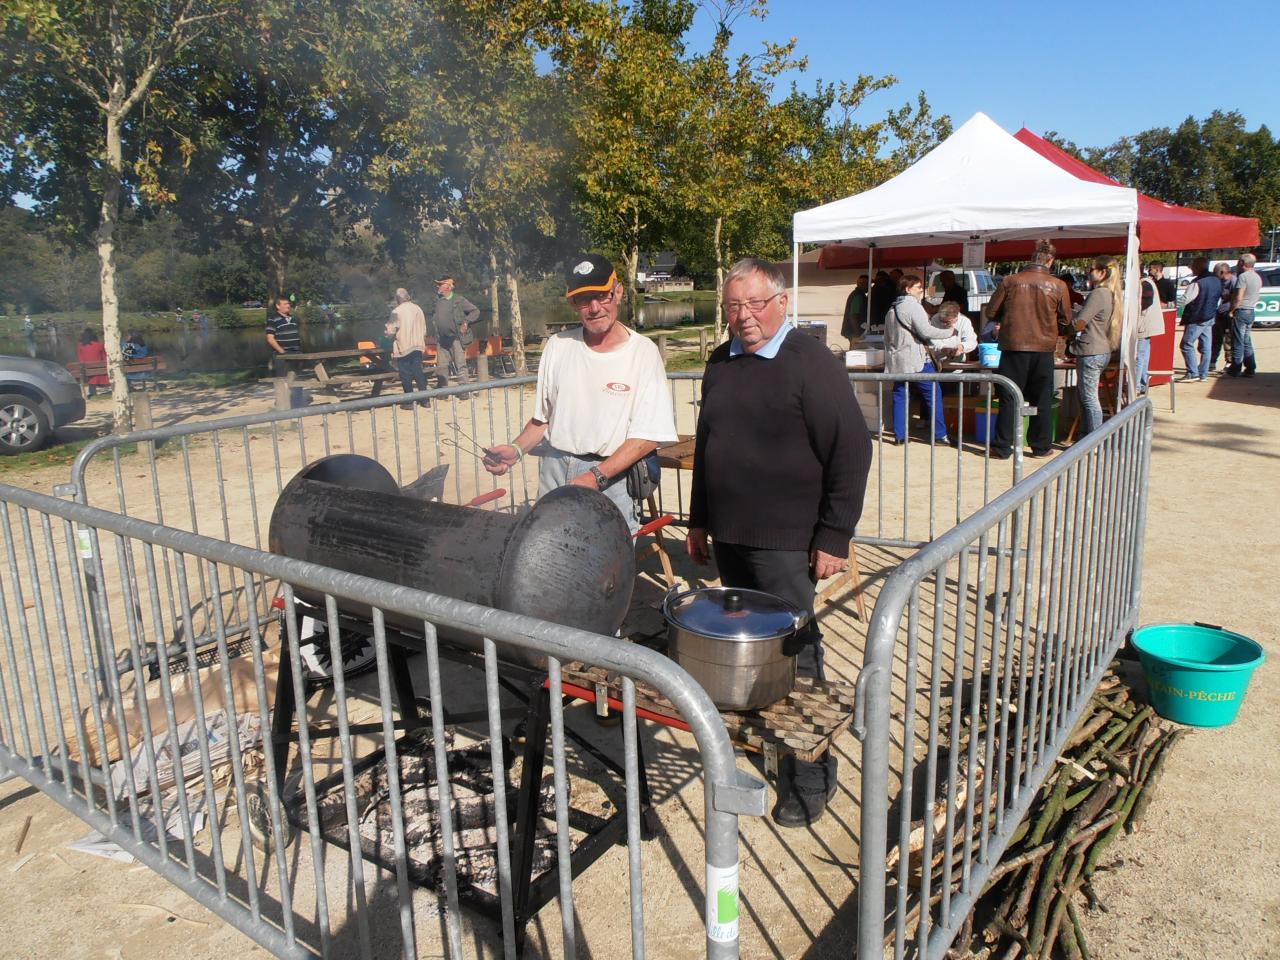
[{"x1": 846, "y1": 348, "x2": 885, "y2": 368}]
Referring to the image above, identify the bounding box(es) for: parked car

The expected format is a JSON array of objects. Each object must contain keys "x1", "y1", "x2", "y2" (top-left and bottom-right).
[
  {"x1": 242, "y1": 299, "x2": 264, "y2": 308},
  {"x1": 1255, "y1": 263, "x2": 1280, "y2": 328},
  {"x1": 0, "y1": 355, "x2": 87, "y2": 454}
]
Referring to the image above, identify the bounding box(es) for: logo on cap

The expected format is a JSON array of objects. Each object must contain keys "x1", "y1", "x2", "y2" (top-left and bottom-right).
[{"x1": 573, "y1": 261, "x2": 594, "y2": 275}]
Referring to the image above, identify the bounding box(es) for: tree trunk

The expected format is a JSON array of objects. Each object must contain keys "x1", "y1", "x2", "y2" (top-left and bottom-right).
[
  {"x1": 255, "y1": 37, "x2": 286, "y2": 302},
  {"x1": 488, "y1": 247, "x2": 501, "y2": 338},
  {"x1": 503, "y1": 252, "x2": 527, "y2": 375},
  {"x1": 98, "y1": 107, "x2": 131, "y2": 434},
  {"x1": 713, "y1": 215, "x2": 725, "y2": 344},
  {"x1": 624, "y1": 207, "x2": 641, "y2": 325}
]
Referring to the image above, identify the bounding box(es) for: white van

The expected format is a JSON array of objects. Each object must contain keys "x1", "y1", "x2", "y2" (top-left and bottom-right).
[{"x1": 924, "y1": 267, "x2": 997, "y2": 315}]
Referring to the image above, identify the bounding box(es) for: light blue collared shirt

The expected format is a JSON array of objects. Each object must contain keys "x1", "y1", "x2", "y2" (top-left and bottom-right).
[{"x1": 729, "y1": 321, "x2": 793, "y2": 358}]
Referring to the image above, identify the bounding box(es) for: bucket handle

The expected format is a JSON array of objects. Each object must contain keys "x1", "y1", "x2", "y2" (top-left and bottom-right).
[{"x1": 1193, "y1": 620, "x2": 1224, "y2": 631}]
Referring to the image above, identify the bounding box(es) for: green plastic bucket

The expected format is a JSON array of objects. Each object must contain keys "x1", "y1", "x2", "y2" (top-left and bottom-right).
[{"x1": 1131, "y1": 623, "x2": 1266, "y2": 728}]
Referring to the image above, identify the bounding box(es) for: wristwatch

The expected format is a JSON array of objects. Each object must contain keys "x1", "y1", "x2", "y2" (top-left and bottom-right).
[{"x1": 589, "y1": 466, "x2": 609, "y2": 490}]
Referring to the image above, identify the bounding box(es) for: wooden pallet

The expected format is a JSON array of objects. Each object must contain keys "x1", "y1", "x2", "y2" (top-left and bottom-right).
[{"x1": 560, "y1": 662, "x2": 857, "y2": 764}]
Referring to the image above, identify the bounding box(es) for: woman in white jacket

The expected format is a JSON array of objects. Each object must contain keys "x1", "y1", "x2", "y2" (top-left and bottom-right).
[{"x1": 884, "y1": 276, "x2": 972, "y2": 445}]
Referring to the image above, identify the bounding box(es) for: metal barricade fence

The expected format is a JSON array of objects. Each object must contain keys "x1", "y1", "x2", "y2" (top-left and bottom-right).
[
  {"x1": 661, "y1": 372, "x2": 1028, "y2": 549},
  {"x1": 59, "y1": 371, "x2": 1027, "y2": 707},
  {"x1": 0, "y1": 480, "x2": 765, "y2": 959},
  {"x1": 66, "y1": 372, "x2": 1028, "y2": 553},
  {"x1": 854, "y1": 398, "x2": 1154, "y2": 960}
]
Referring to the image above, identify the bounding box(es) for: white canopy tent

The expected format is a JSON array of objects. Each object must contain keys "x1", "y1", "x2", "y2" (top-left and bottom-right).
[{"x1": 791, "y1": 112, "x2": 1142, "y2": 402}]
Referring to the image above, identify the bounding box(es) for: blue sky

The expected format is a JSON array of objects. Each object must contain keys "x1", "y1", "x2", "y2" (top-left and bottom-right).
[{"x1": 686, "y1": 0, "x2": 1277, "y2": 148}]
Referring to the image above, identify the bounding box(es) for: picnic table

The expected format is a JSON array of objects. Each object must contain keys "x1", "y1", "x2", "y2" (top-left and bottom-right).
[
  {"x1": 273, "y1": 338, "x2": 517, "y2": 410},
  {"x1": 272, "y1": 348, "x2": 400, "y2": 410}
]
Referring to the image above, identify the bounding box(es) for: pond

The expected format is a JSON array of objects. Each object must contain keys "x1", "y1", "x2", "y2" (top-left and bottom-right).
[{"x1": 0, "y1": 296, "x2": 718, "y2": 373}]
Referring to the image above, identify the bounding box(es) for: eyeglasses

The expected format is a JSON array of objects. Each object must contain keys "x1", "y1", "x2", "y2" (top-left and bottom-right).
[
  {"x1": 723, "y1": 292, "x2": 783, "y2": 314},
  {"x1": 570, "y1": 289, "x2": 614, "y2": 309}
]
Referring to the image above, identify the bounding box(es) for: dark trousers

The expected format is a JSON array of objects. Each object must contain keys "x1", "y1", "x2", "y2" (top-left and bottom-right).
[
  {"x1": 712, "y1": 541, "x2": 836, "y2": 798},
  {"x1": 1210, "y1": 314, "x2": 1233, "y2": 367},
  {"x1": 994, "y1": 350, "x2": 1055, "y2": 455},
  {"x1": 397, "y1": 350, "x2": 428, "y2": 396}
]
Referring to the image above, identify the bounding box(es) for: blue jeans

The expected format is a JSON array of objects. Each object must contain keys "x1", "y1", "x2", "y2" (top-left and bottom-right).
[
  {"x1": 537, "y1": 446, "x2": 638, "y2": 533},
  {"x1": 892, "y1": 360, "x2": 948, "y2": 442},
  {"x1": 1076, "y1": 353, "x2": 1110, "y2": 435},
  {"x1": 1180, "y1": 322, "x2": 1212, "y2": 379},
  {"x1": 1135, "y1": 337, "x2": 1152, "y2": 394},
  {"x1": 1229, "y1": 309, "x2": 1256, "y2": 373}
]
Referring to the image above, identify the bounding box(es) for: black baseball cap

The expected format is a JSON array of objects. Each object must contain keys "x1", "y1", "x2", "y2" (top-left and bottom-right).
[{"x1": 565, "y1": 254, "x2": 618, "y2": 298}]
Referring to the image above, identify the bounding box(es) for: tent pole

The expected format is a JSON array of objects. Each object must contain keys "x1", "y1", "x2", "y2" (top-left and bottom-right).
[
  {"x1": 867, "y1": 244, "x2": 875, "y2": 332},
  {"x1": 792, "y1": 240, "x2": 800, "y2": 323},
  {"x1": 1120, "y1": 221, "x2": 1140, "y2": 407}
]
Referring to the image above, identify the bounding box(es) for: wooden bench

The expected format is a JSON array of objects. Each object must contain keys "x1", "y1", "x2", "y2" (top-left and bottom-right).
[
  {"x1": 273, "y1": 347, "x2": 406, "y2": 409},
  {"x1": 312, "y1": 364, "x2": 399, "y2": 394},
  {"x1": 66, "y1": 355, "x2": 167, "y2": 393}
]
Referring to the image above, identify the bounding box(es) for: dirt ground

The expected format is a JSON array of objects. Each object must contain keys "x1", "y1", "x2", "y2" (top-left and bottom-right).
[{"x1": 0, "y1": 335, "x2": 1277, "y2": 959}]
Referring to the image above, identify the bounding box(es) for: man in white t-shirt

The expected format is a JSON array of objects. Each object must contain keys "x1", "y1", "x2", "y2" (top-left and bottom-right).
[{"x1": 483, "y1": 253, "x2": 677, "y2": 531}]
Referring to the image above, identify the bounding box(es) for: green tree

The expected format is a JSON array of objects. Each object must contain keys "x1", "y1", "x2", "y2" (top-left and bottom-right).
[
  {"x1": 565, "y1": 0, "x2": 698, "y2": 319},
  {"x1": 5, "y1": 0, "x2": 232, "y2": 431},
  {"x1": 1047, "y1": 113, "x2": 1280, "y2": 252}
]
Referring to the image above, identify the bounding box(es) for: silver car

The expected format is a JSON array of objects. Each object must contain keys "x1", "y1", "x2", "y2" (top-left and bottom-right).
[{"x1": 0, "y1": 355, "x2": 87, "y2": 454}]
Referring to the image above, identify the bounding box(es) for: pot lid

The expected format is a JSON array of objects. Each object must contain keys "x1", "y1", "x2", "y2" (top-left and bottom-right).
[{"x1": 663, "y1": 587, "x2": 802, "y2": 641}]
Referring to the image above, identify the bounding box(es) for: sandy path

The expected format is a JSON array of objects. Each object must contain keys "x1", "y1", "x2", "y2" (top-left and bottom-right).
[{"x1": 0, "y1": 337, "x2": 1276, "y2": 958}]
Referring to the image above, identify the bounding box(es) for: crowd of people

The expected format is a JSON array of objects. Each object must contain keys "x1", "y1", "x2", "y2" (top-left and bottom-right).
[{"x1": 843, "y1": 241, "x2": 1263, "y2": 454}]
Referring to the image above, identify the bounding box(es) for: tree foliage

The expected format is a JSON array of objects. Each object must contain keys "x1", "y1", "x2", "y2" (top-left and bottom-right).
[
  {"x1": 1046, "y1": 111, "x2": 1280, "y2": 242},
  {"x1": 3, "y1": 0, "x2": 954, "y2": 387}
]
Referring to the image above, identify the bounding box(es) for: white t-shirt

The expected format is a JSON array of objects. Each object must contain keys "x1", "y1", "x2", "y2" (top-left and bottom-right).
[{"x1": 534, "y1": 326, "x2": 678, "y2": 457}]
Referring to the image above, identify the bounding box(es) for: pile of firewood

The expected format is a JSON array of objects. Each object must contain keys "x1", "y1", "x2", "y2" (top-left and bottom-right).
[{"x1": 952, "y1": 667, "x2": 1186, "y2": 959}]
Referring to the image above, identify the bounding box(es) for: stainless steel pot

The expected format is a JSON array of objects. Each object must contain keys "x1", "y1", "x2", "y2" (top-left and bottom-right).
[{"x1": 661, "y1": 586, "x2": 809, "y2": 711}]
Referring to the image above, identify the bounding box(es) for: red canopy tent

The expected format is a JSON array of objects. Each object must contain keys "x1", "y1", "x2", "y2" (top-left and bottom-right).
[
  {"x1": 1012, "y1": 128, "x2": 1259, "y2": 252},
  {"x1": 816, "y1": 131, "x2": 1258, "y2": 270}
]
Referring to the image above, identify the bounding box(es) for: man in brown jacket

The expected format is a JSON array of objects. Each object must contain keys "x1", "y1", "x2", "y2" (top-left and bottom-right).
[{"x1": 984, "y1": 239, "x2": 1071, "y2": 458}]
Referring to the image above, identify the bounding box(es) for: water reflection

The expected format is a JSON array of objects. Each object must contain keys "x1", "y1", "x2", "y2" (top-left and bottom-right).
[{"x1": 634, "y1": 298, "x2": 716, "y2": 330}]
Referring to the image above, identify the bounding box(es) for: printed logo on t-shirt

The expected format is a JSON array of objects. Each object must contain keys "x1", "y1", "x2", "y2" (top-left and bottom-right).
[{"x1": 605, "y1": 382, "x2": 631, "y2": 394}]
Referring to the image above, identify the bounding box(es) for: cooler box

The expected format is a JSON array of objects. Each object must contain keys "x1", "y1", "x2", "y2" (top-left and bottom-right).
[{"x1": 846, "y1": 348, "x2": 885, "y2": 368}]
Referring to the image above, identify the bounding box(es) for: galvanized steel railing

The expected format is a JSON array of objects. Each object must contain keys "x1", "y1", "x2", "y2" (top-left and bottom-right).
[
  {"x1": 0, "y1": 481, "x2": 764, "y2": 959},
  {"x1": 37, "y1": 366, "x2": 1090, "y2": 960},
  {"x1": 66, "y1": 372, "x2": 1028, "y2": 553},
  {"x1": 855, "y1": 398, "x2": 1154, "y2": 959}
]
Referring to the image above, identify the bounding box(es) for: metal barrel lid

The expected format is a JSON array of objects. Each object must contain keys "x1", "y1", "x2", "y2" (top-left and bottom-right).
[
  {"x1": 662, "y1": 586, "x2": 803, "y2": 642},
  {"x1": 495, "y1": 484, "x2": 635, "y2": 637}
]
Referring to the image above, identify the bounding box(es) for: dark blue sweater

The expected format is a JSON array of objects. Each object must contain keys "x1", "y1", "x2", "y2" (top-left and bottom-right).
[{"x1": 690, "y1": 331, "x2": 872, "y2": 557}]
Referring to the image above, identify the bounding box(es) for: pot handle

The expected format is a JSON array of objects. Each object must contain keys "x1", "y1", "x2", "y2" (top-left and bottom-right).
[
  {"x1": 661, "y1": 583, "x2": 694, "y2": 619},
  {"x1": 792, "y1": 607, "x2": 811, "y2": 632}
]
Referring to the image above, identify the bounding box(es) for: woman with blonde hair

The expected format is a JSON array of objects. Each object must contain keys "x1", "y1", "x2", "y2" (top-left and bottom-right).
[{"x1": 1071, "y1": 255, "x2": 1123, "y2": 435}]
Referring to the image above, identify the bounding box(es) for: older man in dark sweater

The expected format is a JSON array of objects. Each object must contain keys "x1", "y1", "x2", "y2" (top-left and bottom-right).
[{"x1": 687, "y1": 257, "x2": 873, "y2": 828}]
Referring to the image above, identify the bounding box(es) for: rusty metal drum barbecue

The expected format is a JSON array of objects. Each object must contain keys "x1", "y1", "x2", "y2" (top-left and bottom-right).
[{"x1": 268, "y1": 454, "x2": 635, "y2": 666}]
